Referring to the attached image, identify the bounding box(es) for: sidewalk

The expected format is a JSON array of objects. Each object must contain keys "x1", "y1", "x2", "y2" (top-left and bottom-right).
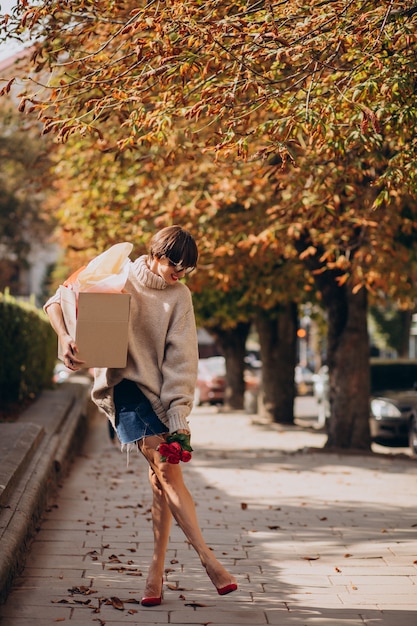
[{"x1": 1, "y1": 399, "x2": 417, "y2": 625}]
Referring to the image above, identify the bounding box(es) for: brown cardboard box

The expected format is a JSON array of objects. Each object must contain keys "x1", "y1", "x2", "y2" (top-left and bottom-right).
[{"x1": 59, "y1": 285, "x2": 131, "y2": 368}]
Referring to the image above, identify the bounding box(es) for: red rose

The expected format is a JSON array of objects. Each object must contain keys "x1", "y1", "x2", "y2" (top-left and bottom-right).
[
  {"x1": 158, "y1": 443, "x2": 171, "y2": 458},
  {"x1": 158, "y1": 436, "x2": 193, "y2": 464},
  {"x1": 167, "y1": 452, "x2": 181, "y2": 464},
  {"x1": 158, "y1": 442, "x2": 181, "y2": 463}
]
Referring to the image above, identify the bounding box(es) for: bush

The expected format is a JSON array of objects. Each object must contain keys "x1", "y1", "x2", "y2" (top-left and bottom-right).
[{"x1": 0, "y1": 291, "x2": 57, "y2": 410}]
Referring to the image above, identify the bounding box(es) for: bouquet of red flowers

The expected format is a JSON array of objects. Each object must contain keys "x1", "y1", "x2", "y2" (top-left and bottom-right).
[{"x1": 158, "y1": 433, "x2": 193, "y2": 464}]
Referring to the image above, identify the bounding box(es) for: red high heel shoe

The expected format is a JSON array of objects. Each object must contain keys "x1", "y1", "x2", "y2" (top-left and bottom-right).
[
  {"x1": 217, "y1": 583, "x2": 238, "y2": 596},
  {"x1": 141, "y1": 595, "x2": 162, "y2": 607},
  {"x1": 141, "y1": 579, "x2": 163, "y2": 606}
]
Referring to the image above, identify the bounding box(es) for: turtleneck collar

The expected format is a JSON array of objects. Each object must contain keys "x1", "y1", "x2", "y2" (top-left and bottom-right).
[{"x1": 135, "y1": 254, "x2": 168, "y2": 290}]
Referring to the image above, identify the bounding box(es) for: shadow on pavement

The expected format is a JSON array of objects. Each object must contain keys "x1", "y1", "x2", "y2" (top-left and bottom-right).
[{"x1": 1, "y1": 407, "x2": 416, "y2": 626}]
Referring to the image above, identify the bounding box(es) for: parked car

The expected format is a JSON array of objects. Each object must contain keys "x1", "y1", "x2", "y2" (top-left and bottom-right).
[
  {"x1": 312, "y1": 359, "x2": 417, "y2": 454},
  {"x1": 194, "y1": 356, "x2": 261, "y2": 408},
  {"x1": 369, "y1": 359, "x2": 417, "y2": 454},
  {"x1": 195, "y1": 356, "x2": 226, "y2": 406}
]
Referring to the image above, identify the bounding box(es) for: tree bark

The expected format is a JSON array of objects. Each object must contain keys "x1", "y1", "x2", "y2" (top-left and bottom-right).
[
  {"x1": 324, "y1": 283, "x2": 371, "y2": 450},
  {"x1": 215, "y1": 322, "x2": 251, "y2": 410},
  {"x1": 255, "y1": 302, "x2": 297, "y2": 424},
  {"x1": 294, "y1": 229, "x2": 372, "y2": 451},
  {"x1": 398, "y1": 309, "x2": 413, "y2": 357}
]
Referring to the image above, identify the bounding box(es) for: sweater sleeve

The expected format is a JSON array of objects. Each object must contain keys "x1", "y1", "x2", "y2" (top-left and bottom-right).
[
  {"x1": 161, "y1": 292, "x2": 198, "y2": 433},
  {"x1": 43, "y1": 288, "x2": 61, "y2": 313}
]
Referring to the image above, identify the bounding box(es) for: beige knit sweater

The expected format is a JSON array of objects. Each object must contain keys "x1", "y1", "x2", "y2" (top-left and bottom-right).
[{"x1": 46, "y1": 255, "x2": 198, "y2": 434}]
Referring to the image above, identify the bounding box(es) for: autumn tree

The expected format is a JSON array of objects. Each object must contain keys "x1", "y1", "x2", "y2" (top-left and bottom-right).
[
  {"x1": 2, "y1": 1, "x2": 417, "y2": 448},
  {"x1": 45, "y1": 127, "x2": 307, "y2": 418},
  {"x1": 0, "y1": 96, "x2": 57, "y2": 300}
]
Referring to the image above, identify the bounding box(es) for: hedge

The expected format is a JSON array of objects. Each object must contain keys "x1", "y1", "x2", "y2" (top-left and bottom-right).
[{"x1": 0, "y1": 291, "x2": 57, "y2": 409}]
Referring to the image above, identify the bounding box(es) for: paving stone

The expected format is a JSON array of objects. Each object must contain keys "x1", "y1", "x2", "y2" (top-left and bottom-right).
[
  {"x1": 265, "y1": 608, "x2": 370, "y2": 625},
  {"x1": 1, "y1": 404, "x2": 417, "y2": 625},
  {"x1": 169, "y1": 606, "x2": 268, "y2": 624}
]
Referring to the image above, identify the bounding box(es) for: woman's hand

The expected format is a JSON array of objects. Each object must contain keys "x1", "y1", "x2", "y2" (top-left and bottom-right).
[
  {"x1": 159, "y1": 431, "x2": 193, "y2": 463},
  {"x1": 169, "y1": 431, "x2": 192, "y2": 451},
  {"x1": 46, "y1": 302, "x2": 85, "y2": 371},
  {"x1": 59, "y1": 334, "x2": 85, "y2": 371}
]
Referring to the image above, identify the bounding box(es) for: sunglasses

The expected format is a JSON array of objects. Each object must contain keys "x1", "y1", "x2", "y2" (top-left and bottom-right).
[{"x1": 161, "y1": 256, "x2": 195, "y2": 274}]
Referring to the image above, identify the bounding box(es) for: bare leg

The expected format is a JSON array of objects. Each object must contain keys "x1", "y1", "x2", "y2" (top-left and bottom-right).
[
  {"x1": 139, "y1": 435, "x2": 237, "y2": 592},
  {"x1": 142, "y1": 466, "x2": 172, "y2": 598}
]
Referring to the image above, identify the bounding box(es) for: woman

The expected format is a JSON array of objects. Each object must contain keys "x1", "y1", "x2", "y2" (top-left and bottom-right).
[{"x1": 44, "y1": 225, "x2": 237, "y2": 606}]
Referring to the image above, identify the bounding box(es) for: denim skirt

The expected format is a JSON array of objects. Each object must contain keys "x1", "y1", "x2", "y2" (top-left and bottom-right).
[{"x1": 114, "y1": 379, "x2": 168, "y2": 445}]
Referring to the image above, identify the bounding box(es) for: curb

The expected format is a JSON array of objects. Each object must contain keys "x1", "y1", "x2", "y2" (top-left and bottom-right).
[{"x1": 0, "y1": 376, "x2": 93, "y2": 604}]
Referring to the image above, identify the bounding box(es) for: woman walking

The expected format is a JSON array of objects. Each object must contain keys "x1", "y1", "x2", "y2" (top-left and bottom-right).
[{"x1": 44, "y1": 225, "x2": 237, "y2": 606}]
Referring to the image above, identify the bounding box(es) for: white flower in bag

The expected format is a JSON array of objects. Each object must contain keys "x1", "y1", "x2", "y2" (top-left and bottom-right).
[{"x1": 75, "y1": 242, "x2": 133, "y2": 293}]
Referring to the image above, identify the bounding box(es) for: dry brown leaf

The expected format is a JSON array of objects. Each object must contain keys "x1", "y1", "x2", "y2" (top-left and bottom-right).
[
  {"x1": 51, "y1": 599, "x2": 70, "y2": 604},
  {"x1": 108, "y1": 555, "x2": 122, "y2": 563},
  {"x1": 121, "y1": 598, "x2": 140, "y2": 604},
  {"x1": 73, "y1": 599, "x2": 91, "y2": 605},
  {"x1": 68, "y1": 586, "x2": 97, "y2": 595},
  {"x1": 110, "y1": 596, "x2": 124, "y2": 610}
]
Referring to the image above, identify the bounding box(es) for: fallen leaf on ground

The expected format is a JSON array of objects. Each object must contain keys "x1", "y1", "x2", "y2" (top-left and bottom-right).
[
  {"x1": 109, "y1": 596, "x2": 124, "y2": 610},
  {"x1": 68, "y1": 586, "x2": 97, "y2": 595}
]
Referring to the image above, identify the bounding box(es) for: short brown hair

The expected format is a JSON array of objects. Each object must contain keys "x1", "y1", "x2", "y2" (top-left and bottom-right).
[{"x1": 149, "y1": 225, "x2": 198, "y2": 268}]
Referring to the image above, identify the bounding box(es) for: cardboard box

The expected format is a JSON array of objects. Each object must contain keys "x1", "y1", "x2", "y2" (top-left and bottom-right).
[{"x1": 59, "y1": 285, "x2": 131, "y2": 368}]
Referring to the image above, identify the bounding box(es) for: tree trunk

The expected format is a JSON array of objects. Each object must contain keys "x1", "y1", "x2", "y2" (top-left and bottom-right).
[
  {"x1": 325, "y1": 284, "x2": 371, "y2": 450},
  {"x1": 255, "y1": 302, "x2": 297, "y2": 424},
  {"x1": 215, "y1": 322, "x2": 251, "y2": 410},
  {"x1": 294, "y1": 231, "x2": 372, "y2": 451},
  {"x1": 398, "y1": 309, "x2": 413, "y2": 357}
]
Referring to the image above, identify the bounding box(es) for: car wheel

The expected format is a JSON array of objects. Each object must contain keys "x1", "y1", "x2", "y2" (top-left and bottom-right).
[{"x1": 408, "y1": 415, "x2": 417, "y2": 456}]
